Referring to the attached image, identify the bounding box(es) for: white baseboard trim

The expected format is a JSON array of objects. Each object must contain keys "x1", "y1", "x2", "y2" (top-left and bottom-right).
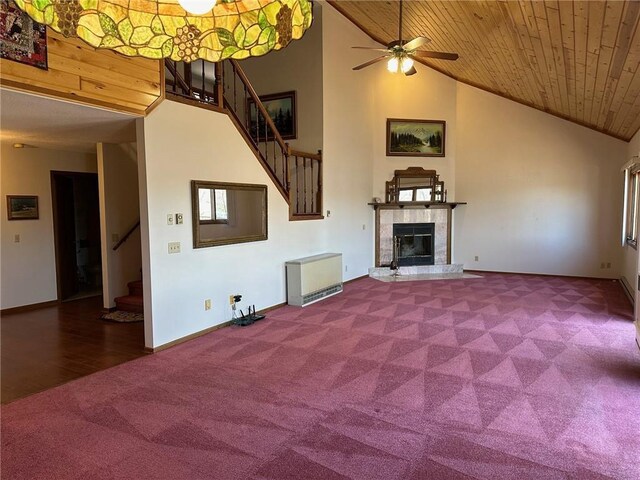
[{"x1": 620, "y1": 276, "x2": 635, "y2": 306}]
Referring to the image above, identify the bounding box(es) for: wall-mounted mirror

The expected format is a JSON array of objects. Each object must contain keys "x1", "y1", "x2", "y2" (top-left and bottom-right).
[
  {"x1": 385, "y1": 167, "x2": 445, "y2": 203},
  {"x1": 191, "y1": 181, "x2": 267, "y2": 248}
]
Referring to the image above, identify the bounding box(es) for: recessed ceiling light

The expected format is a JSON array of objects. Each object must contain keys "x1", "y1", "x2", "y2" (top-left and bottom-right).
[{"x1": 13, "y1": 143, "x2": 25, "y2": 148}]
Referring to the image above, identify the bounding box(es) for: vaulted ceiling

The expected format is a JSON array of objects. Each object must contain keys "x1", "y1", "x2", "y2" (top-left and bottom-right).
[{"x1": 329, "y1": 1, "x2": 640, "y2": 141}]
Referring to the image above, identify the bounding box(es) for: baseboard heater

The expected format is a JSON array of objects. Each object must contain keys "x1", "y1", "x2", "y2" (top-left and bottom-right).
[{"x1": 285, "y1": 253, "x2": 343, "y2": 306}]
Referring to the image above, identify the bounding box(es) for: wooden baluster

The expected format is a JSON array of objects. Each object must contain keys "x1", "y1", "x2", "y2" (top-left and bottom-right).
[
  {"x1": 285, "y1": 150, "x2": 290, "y2": 194},
  {"x1": 311, "y1": 159, "x2": 315, "y2": 213},
  {"x1": 216, "y1": 61, "x2": 224, "y2": 107},
  {"x1": 282, "y1": 143, "x2": 289, "y2": 193},
  {"x1": 233, "y1": 64, "x2": 237, "y2": 112},
  {"x1": 185, "y1": 62, "x2": 192, "y2": 96},
  {"x1": 273, "y1": 137, "x2": 277, "y2": 182},
  {"x1": 201, "y1": 60, "x2": 205, "y2": 101},
  {"x1": 264, "y1": 113, "x2": 269, "y2": 168},
  {"x1": 303, "y1": 158, "x2": 308, "y2": 214},
  {"x1": 296, "y1": 157, "x2": 301, "y2": 214},
  {"x1": 318, "y1": 152, "x2": 323, "y2": 216}
]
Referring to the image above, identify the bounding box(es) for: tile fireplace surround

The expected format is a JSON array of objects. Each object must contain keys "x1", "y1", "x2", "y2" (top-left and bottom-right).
[{"x1": 370, "y1": 203, "x2": 465, "y2": 268}]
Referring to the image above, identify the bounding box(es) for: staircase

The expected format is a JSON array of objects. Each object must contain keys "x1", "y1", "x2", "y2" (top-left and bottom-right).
[
  {"x1": 164, "y1": 59, "x2": 323, "y2": 220},
  {"x1": 114, "y1": 280, "x2": 143, "y2": 314}
]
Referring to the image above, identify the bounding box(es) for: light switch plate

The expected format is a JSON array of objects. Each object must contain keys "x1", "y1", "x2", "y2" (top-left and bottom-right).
[
  {"x1": 168, "y1": 241, "x2": 181, "y2": 254},
  {"x1": 176, "y1": 213, "x2": 183, "y2": 225}
]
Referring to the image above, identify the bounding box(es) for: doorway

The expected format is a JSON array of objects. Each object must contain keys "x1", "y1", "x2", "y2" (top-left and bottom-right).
[{"x1": 51, "y1": 171, "x2": 102, "y2": 301}]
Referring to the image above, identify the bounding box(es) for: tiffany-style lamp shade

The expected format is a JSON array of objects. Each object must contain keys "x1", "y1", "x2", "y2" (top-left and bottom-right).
[{"x1": 13, "y1": 0, "x2": 313, "y2": 62}]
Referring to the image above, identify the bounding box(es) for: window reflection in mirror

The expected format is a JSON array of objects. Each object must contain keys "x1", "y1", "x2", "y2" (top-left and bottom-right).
[
  {"x1": 192, "y1": 181, "x2": 267, "y2": 248},
  {"x1": 198, "y1": 188, "x2": 229, "y2": 223}
]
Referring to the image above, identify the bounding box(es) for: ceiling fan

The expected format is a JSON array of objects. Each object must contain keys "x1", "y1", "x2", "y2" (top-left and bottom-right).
[{"x1": 352, "y1": 0, "x2": 459, "y2": 76}]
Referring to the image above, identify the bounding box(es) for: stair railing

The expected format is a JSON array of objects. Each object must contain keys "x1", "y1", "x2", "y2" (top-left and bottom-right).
[
  {"x1": 113, "y1": 220, "x2": 140, "y2": 251},
  {"x1": 289, "y1": 149, "x2": 323, "y2": 220},
  {"x1": 165, "y1": 59, "x2": 221, "y2": 108},
  {"x1": 163, "y1": 58, "x2": 323, "y2": 218},
  {"x1": 221, "y1": 59, "x2": 291, "y2": 201}
]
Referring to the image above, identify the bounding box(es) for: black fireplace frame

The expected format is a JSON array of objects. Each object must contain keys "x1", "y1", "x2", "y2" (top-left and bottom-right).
[{"x1": 392, "y1": 222, "x2": 435, "y2": 266}]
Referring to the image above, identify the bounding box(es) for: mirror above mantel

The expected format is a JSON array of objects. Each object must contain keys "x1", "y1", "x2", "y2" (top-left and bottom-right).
[
  {"x1": 369, "y1": 167, "x2": 466, "y2": 210},
  {"x1": 385, "y1": 167, "x2": 447, "y2": 203},
  {"x1": 385, "y1": 167, "x2": 445, "y2": 203}
]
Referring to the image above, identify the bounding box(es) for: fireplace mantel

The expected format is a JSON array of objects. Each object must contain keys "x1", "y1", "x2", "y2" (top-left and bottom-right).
[
  {"x1": 368, "y1": 202, "x2": 467, "y2": 209},
  {"x1": 370, "y1": 202, "x2": 466, "y2": 267}
]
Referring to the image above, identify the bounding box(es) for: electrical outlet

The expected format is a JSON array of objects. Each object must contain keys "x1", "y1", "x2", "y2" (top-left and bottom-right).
[
  {"x1": 326, "y1": 210, "x2": 331, "y2": 217},
  {"x1": 600, "y1": 262, "x2": 605, "y2": 269},
  {"x1": 474, "y1": 256, "x2": 479, "y2": 261},
  {"x1": 168, "y1": 241, "x2": 181, "y2": 254},
  {"x1": 167, "y1": 214, "x2": 174, "y2": 225},
  {"x1": 607, "y1": 262, "x2": 611, "y2": 268},
  {"x1": 14, "y1": 234, "x2": 20, "y2": 243},
  {"x1": 204, "y1": 299, "x2": 211, "y2": 310},
  {"x1": 229, "y1": 295, "x2": 235, "y2": 305},
  {"x1": 176, "y1": 213, "x2": 183, "y2": 225},
  {"x1": 362, "y1": 224, "x2": 365, "y2": 230}
]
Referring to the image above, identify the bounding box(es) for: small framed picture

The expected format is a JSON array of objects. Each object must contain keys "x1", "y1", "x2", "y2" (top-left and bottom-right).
[
  {"x1": 7, "y1": 195, "x2": 39, "y2": 220},
  {"x1": 387, "y1": 118, "x2": 446, "y2": 157},
  {"x1": 247, "y1": 90, "x2": 297, "y2": 141}
]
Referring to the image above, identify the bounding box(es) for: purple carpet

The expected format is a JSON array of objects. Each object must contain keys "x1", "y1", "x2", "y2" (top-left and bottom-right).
[{"x1": 2, "y1": 273, "x2": 639, "y2": 479}]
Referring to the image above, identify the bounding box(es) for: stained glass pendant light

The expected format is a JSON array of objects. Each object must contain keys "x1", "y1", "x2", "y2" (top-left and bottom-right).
[{"x1": 13, "y1": 0, "x2": 313, "y2": 62}]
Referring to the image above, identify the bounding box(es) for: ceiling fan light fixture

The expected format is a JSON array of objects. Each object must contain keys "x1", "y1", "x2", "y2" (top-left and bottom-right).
[
  {"x1": 387, "y1": 56, "x2": 400, "y2": 73},
  {"x1": 400, "y1": 56, "x2": 414, "y2": 74},
  {"x1": 178, "y1": 0, "x2": 217, "y2": 15}
]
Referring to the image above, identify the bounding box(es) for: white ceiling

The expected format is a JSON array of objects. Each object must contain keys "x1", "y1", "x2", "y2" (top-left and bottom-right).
[{"x1": 0, "y1": 88, "x2": 138, "y2": 153}]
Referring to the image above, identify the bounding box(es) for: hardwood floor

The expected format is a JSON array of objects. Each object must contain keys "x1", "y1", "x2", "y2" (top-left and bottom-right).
[{"x1": 1, "y1": 296, "x2": 147, "y2": 404}]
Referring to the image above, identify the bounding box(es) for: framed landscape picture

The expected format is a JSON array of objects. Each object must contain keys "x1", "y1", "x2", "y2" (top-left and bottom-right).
[
  {"x1": 0, "y1": 0, "x2": 48, "y2": 70},
  {"x1": 7, "y1": 195, "x2": 39, "y2": 220},
  {"x1": 248, "y1": 91, "x2": 297, "y2": 141},
  {"x1": 387, "y1": 119, "x2": 446, "y2": 157}
]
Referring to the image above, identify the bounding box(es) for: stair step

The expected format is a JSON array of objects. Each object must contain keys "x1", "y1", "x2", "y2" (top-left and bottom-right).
[
  {"x1": 115, "y1": 295, "x2": 143, "y2": 314},
  {"x1": 128, "y1": 280, "x2": 143, "y2": 296}
]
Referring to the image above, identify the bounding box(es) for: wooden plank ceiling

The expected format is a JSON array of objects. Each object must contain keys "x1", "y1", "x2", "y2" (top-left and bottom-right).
[{"x1": 329, "y1": 1, "x2": 640, "y2": 141}]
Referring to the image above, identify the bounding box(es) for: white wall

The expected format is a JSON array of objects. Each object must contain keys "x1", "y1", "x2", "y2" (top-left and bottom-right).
[
  {"x1": 240, "y1": 4, "x2": 323, "y2": 154},
  {"x1": 454, "y1": 84, "x2": 627, "y2": 278},
  {"x1": 370, "y1": 66, "x2": 458, "y2": 201},
  {"x1": 0, "y1": 143, "x2": 97, "y2": 309},
  {"x1": 138, "y1": 3, "x2": 377, "y2": 349},
  {"x1": 97, "y1": 143, "x2": 142, "y2": 309}
]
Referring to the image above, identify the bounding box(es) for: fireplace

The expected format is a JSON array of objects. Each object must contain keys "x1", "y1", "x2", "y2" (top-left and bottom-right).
[{"x1": 393, "y1": 223, "x2": 435, "y2": 266}]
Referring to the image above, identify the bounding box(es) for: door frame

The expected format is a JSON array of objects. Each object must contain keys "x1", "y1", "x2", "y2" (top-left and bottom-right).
[{"x1": 50, "y1": 171, "x2": 101, "y2": 302}]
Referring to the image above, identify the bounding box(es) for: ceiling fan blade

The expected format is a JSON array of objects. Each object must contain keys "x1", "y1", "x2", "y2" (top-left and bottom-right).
[
  {"x1": 352, "y1": 46, "x2": 391, "y2": 52},
  {"x1": 412, "y1": 50, "x2": 459, "y2": 61},
  {"x1": 402, "y1": 36, "x2": 431, "y2": 51},
  {"x1": 352, "y1": 55, "x2": 389, "y2": 71},
  {"x1": 404, "y1": 66, "x2": 418, "y2": 76}
]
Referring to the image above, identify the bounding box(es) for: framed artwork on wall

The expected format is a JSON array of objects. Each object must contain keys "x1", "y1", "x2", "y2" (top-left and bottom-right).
[
  {"x1": 0, "y1": 0, "x2": 48, "y2": 70},
  {"x1": 7, "y1": 195, "x2": 39, "y2": 220},
  {"x1": 386, "y1": 118, "x2": 446, "y2": 157},
  {"x1": 248, "y1": 90, "x2": 297, "y2": 141}
]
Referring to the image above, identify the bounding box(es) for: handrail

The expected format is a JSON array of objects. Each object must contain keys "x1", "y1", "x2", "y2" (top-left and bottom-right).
[
  {"x1": 289, "y1": 149, "x2": 322, "y2": 161},
  {"x1": 162, "y1": 59, "x2": 323, "y2": 219},
  {"x1": 113, "y1": 220, "x2": 140, "y2": 251},
  {"x1": 228, "y1": 60, "x2": 290, "y2": 156}
]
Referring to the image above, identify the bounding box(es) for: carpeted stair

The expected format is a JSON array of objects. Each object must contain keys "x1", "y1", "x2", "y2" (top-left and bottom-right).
[{"x1": 114, "y1": 280, "x2": 143, "y2": 314}]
